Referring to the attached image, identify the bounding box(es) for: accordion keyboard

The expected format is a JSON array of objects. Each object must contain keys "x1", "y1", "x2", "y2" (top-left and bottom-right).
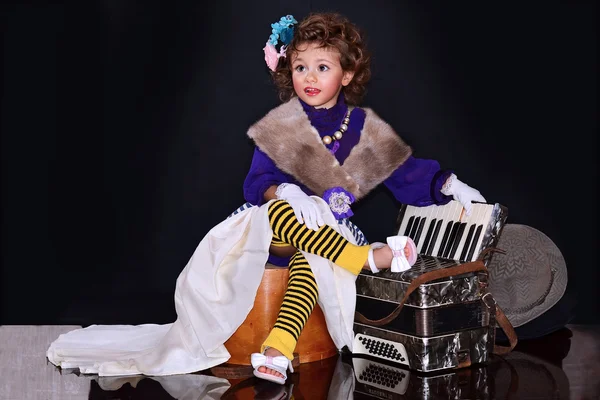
[{"x1": 396, "y1": 200, "x2": 507, "y2": 263}]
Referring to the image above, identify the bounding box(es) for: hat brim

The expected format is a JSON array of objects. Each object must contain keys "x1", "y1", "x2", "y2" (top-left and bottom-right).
[{"x1": 489, "y1": 224, "x2": 568, "y2": 328}]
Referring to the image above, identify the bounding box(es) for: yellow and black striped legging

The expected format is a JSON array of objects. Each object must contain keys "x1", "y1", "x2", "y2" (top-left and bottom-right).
[{"x1": 261, "y1": 200, "x2": 370, "y2": 360}]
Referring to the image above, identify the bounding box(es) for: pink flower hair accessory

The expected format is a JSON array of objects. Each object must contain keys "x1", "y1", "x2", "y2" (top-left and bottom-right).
[
  {"x1": 263, "y1": 14, "x2": 297, "y2": 72},
  {"x1": 263, "y1": 42, "x2": 288, "y2": 72}
]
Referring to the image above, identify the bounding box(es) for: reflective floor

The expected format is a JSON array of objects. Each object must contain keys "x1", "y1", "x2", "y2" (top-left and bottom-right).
[{"x1": 1, "y1": 324, "x2": 599, "y2": 399}]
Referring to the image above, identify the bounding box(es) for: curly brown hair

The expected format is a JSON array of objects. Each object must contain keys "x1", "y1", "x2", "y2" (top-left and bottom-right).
[{"x1": 271, "y1": 12, "x2": 371, "y2": 106}]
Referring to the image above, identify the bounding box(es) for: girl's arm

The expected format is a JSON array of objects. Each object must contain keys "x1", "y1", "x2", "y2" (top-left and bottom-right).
[
  {"x1": 383, "y1": 156, "x2": 454, "y2": 207},
  {"x1": 243, "y1": 147, "x2": 291, "y2": 205},
  {"x1": 263, "y1": 185, "x2": 279, "y2": 202}
]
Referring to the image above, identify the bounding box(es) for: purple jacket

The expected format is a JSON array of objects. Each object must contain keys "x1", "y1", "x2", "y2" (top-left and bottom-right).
[
  {"x1": 243, "y1": 94, "x2": 452, "y2": 266},
  {"x1": 244, "y1": 94, "x2": 453, "y2": 207}
]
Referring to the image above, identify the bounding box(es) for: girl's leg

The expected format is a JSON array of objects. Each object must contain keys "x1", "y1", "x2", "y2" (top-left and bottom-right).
[
  {"x1": 255, "y1": 200, "x2": 401, "y2": 380},
  {"x1": 261, "y1": 251, "x2": 317, "y2": 361},
  {"x1": 267, "y1": 200, "x2": 371, "y2": 275}
]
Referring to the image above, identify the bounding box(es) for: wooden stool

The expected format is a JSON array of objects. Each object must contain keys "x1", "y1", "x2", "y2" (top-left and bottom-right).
[{"x1": 223, "y1": 263, "x2": 338, "y2": 365}]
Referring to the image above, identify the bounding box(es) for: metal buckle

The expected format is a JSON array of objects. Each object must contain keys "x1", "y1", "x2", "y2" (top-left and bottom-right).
[{"x1": 481, "y1": 292, "x2": 497, "y2": 309}]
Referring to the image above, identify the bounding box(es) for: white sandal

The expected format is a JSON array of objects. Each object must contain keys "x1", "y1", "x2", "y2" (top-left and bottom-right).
[
  {"x1": 251, "y1": 352, "x2": 293, "y2": 385},
  {"x1": 367, "y1": 242, "x2": 387, "y2": 273},
  {"x1": 367, "y1": 236, "x2": 418, "y2": 273}
]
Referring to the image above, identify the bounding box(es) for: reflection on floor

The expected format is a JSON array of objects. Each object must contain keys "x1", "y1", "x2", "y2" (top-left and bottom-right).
[{"x1": 1, "y1": 324, "x2": 599, "y2": 399}]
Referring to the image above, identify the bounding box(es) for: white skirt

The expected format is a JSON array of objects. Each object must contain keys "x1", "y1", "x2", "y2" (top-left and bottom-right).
[{"x1": 47, "y1": 198, "x2": 360, "y2": 376}]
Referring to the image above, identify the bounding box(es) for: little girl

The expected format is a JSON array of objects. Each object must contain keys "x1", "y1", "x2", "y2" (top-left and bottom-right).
[
  {"x1": 246, "y1": 12, "x2": 485, "y2": 384},
  {"x1": 46, "y1": 11, "x2": 484, "y2": 382}
]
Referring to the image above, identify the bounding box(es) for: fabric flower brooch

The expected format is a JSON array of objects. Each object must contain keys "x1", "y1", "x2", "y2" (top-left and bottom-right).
[
  {"x1": 263, "y1": 14, "x2": 298, "y2": 72},
  {"x1": 323, "y1": 187, "x2": 356, "y2": 220}
]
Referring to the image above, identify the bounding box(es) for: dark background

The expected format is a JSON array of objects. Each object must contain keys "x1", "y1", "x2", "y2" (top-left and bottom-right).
[{"x1": 1, "y1": 1, "x2": 596, "y2": 326}]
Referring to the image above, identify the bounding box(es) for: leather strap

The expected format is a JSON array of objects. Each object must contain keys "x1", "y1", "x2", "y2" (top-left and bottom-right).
[
  {"x1": 354, "y1": 249, "x2": 518, "y2": 355},
  {"x1": 354, "y1": 260, "x2": 488, "y2": 326},
  {"x1": 493, "y1": 302, "x2": 518, "y2": 354}
]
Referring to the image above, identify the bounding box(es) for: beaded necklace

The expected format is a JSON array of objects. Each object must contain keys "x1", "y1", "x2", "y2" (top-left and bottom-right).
[{"x1": 321, "y1": 107, "x2": 353, "y2": 146}]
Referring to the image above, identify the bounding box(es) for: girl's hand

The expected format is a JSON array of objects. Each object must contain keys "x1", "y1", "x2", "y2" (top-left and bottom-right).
[
  {"x1": 441, "y1": 174, "x2": 486, "y2": 216},
  {"x1": 275, "y1": 183, "x2": 325, "y2": 231}
]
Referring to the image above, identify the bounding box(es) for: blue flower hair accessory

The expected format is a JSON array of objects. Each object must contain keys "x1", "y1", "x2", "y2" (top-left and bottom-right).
[{"x1": 263, "y1": 15, "x2": 298, "y2": 71}]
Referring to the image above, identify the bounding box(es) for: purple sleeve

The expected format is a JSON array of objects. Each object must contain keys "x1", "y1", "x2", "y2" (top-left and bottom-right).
[
  {"x1": 383, "y1": 156, "x2": 454, "y2": 206},
  {"x1": 243, "y1": 147, "x2": 292, "y2": 206}
]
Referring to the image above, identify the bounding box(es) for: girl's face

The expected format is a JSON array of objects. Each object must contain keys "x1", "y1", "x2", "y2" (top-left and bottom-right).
[{"x1": 290, "y1": 42, "x2": 354, "y2": 109}]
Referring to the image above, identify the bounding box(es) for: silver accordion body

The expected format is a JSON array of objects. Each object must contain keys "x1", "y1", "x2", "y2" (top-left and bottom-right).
[{"x1": 353, "y1": 200, "x2": 508, "y2": 373}]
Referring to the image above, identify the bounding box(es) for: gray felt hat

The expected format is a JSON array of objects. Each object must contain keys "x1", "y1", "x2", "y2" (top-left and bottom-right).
[{"x1": 487, "y1": 224, "x2": 568, "y2": 328}]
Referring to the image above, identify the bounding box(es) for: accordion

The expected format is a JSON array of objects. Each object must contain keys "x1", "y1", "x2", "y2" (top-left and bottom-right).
[{"x1": 353, "y1": 200, "x2": 515, "y2": 372}]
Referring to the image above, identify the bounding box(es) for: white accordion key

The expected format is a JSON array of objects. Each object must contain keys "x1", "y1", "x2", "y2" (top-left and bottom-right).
[{"x1": 397, "y1": 200, "x2": 501, "y2": 262}]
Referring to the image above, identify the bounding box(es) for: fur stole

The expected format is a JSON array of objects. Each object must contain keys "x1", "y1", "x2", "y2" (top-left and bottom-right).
[{"x1": 247, "y1": 98, "x2": 412, "y2": 200}]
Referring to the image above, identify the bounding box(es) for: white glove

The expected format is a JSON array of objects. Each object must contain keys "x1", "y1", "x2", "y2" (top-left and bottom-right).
[
  {"x1": 275, "y1": 183, "x2": 325, "y2": 231},
  {"x1": 441, "y1": 174, "x2": 486, "y2": 216}
]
